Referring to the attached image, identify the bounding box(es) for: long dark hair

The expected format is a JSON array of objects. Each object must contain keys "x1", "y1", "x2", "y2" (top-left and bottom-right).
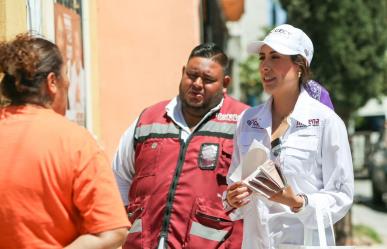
[{"x1": 0, "y1": 33, "x2": 63, "y2": 106}]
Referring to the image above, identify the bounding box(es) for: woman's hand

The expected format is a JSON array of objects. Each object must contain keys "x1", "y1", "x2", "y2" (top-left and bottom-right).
[
  {"x1": 269, "y1": 185, "x2": 304, "y2": 211},
  {"x1": 226, "y1": 182, "x2": 252, "y2": 209}
]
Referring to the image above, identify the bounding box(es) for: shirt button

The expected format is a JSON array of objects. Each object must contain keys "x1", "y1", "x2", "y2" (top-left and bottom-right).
[
  {"x1": 151, "y1": 142, "x2": 158, "y2": 149},
  {"x1": 335, "y1": 181, "x2": 342, "y2": 190}
]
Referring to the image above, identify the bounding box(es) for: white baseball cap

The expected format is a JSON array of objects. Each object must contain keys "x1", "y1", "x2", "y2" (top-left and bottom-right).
[{"x1": 247, "y1": 24, "x2": 314, "y2": 65}]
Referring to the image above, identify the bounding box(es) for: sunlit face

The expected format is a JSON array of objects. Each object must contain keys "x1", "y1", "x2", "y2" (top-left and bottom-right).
[
  {"x1": 51, "y1": 64, "x2": 70, "y2": 115},
  {"x1": 179, "y1": 56, "x2": 229, "y2": 117},
  {"x1": 259, "y1": 45, "x2": 299, "y2": 95}
]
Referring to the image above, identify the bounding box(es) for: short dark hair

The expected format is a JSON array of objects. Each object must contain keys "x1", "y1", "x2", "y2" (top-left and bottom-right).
[
  {"x1": 291, "y1": 54, "x2": 312, "y2": 87},
  {"x1": 188, "y1": 43, "x2": 229, "y2": 71},
  {"x1": 0, "y1": 33, "x2": 63, "y2": 106}
]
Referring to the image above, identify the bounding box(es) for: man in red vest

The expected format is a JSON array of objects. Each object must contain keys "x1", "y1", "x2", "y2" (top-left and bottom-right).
[{"x1": 113, "y1": 43, "x2": 249, "y2": 249}]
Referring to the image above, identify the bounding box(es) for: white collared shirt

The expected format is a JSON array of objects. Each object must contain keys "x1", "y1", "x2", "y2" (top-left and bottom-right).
[
  {"x1": 227, "y1": 88, "x2": 354, "y2": 248},
  {"x1": 112, "y1": 97, "x2": 224, "y2": 205}
]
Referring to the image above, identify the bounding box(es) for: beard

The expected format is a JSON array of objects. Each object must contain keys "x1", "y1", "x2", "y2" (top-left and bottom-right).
[{"x1": 178, "y1": 82, "x2": 224, "y2": 118}]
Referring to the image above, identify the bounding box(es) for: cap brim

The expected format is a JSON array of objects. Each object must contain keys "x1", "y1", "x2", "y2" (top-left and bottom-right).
[
  {"x1": 247, "y1": 41, "x2": 265, "y2": 54},
  {"x1": 247, "y1": 40, "x2": 299, "y2": 56}
]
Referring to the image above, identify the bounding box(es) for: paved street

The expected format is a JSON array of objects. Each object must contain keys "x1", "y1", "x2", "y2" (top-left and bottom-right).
[{"x1": 353, "y1": 179, "x2": 387, "y2": 248}]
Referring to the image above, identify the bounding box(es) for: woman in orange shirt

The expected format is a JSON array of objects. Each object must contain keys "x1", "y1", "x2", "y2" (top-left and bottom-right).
[{"x1": 0, "y1": 34, "x2": 130, "y2": 249}]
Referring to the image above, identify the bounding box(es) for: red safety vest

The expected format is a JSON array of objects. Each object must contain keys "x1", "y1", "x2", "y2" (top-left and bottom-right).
[{"x1": 124, "y1": 95, "x2": 248, "y2": 249}]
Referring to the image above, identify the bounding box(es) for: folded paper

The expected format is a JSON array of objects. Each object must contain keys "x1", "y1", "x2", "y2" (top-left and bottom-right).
[{"x1": 230, "y1": 139, "x2": 286, "y2": 198}]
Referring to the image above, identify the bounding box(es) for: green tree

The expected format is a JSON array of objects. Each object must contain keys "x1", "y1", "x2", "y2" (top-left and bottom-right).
[
  {"x1": 239, "y1": 54, "x2": 262, "y2": 104},
  {"x1": 239, "y1": 26, "x2": 272, "y2": 105},
  {"x1": 280, "y1": 0, "x2": 387, "y2": 123},
  {"x1": 384, "y1": 51, "x2": 387, "y2": 95}
]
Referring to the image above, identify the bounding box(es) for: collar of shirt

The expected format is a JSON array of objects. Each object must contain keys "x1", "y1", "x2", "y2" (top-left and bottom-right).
[
  {"x1": 249, "y1": 97, "x2": 273, "y2": 136},
  {"x1": 249, "y1": 87, "x2": 318, "y2": 135},
  {"x1": 290, "y1": 87, "x2": 318, "y2": 127},
  {"x1": 165, "y1": 96, "x2": 224, "y2": 141}
]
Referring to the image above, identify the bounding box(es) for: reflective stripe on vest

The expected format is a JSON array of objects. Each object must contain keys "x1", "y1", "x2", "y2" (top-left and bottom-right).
[
  {"x1": 135, "y1": 123, "x2": 180, "y2": 141},
  {"x1": 189, "y1": 221, "x2": 228, "y2": 242},
  {"x1": 129, "y1": 219, "x2": 142, "y2": 234},
  {"x1": 196, "y1": 120, "x2": 237, "y2": 138},
  {"x1": 136, "y1": 120, "x2": 237, "y2": 142}
]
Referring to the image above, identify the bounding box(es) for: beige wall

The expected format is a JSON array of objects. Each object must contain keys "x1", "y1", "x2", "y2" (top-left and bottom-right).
[
  {"x1": 0, "y1": 0, "x2": 27, "y2": 105},
  {"x1": 93, "y1": 0, "x2": 201, "y2": 159},
  {"x1": 0, "y1": 0, "x2": 27, "y2": 40},
  {"x1": 0, "y1": 0, "x2": 201, "y2": 160}
]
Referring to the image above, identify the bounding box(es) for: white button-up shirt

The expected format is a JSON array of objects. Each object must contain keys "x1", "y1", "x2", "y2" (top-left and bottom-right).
[{"x1": 227, "y1": 88, "x2": 354, "y2": 248}]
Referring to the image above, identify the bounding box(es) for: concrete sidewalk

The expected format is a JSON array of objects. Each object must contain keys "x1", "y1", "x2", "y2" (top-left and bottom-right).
[{"x1": 356, "y1": 246, "x2": 386, "y2": 249}]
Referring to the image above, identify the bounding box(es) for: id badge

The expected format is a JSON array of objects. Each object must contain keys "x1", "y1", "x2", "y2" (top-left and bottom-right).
[{"x1": 198, "y1": 143, "x2": 219, "y2": 170}]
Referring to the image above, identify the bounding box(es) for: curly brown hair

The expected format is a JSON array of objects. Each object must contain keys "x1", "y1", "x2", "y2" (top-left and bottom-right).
[{"x1": 0, "y1": 33, "x2": 63, "y2": 106}]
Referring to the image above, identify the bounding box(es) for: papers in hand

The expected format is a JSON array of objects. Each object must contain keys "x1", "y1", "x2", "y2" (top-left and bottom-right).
[
  {"x1": 243, "y1": 160, "x2": 286, "y2": 198},
  {"x1": 229, "y1": 139, "x2": 286, "y2": 198}
]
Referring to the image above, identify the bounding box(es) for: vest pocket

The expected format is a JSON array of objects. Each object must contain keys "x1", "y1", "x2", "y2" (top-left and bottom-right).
[
  {"x1": 131, "y1": 139, "x2": 162, "y2": 197},
  {"x1": 184, "y1": 198, "x2": 233, "y2": 249},
  {"x1": 124, "y1": 198, "x2": 147, "y2": 249},
  {"x1": 135, "y1": 139, "x2": 162, "y2": 177}
]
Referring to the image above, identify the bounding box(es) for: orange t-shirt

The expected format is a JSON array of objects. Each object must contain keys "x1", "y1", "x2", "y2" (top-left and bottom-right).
[{"x1": 0, "y1": 105, "x2": 130, "y2": 248}]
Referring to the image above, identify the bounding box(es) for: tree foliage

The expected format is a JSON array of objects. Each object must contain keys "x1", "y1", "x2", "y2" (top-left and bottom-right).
[
  {"x1": 239, "y1": 54, "x2": 262, "y2": 103},
  {"x1": 239, "y1": 26, "x2": 273, "y2": 105},
  {"x1": 280, "y1": 0, "x2": 387, "y2": 121}
]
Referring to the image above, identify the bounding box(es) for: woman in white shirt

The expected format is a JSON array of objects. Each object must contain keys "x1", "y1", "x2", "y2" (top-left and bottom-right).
[{"x1": 225, "y1": 24, "x2": 354, "y2": 248}]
